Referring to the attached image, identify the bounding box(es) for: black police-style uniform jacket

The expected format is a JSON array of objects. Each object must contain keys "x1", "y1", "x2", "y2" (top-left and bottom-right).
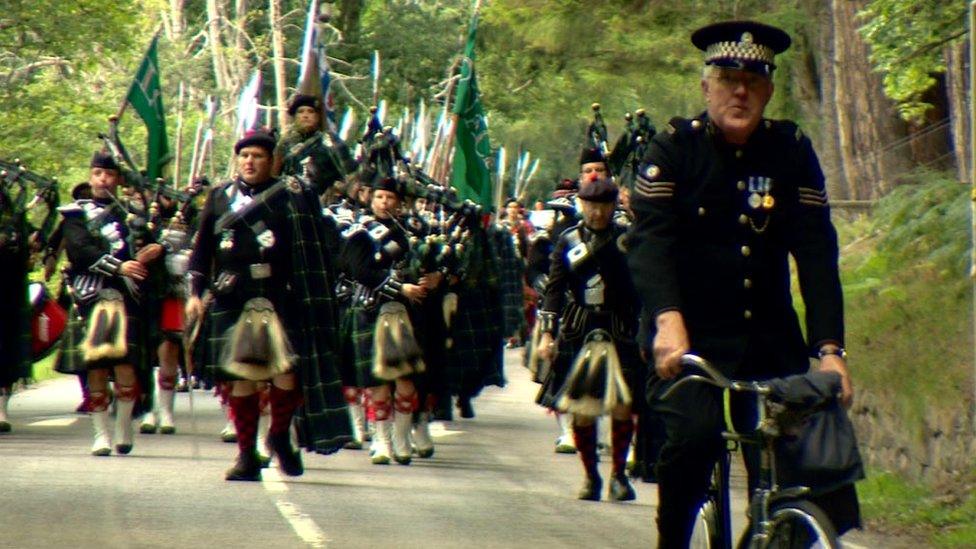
[{"x1": 627, "y1": 113, "x2": 844, "y2": 376}]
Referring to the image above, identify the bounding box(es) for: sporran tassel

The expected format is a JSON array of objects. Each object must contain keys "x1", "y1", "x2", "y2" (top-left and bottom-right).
[
  {"x1": 372, "y1": 302, "x2": 426, "y2": 381},
  {"x1": 556, "y1": 329, "x2": 630, "y2": 417},
  {"x1": 222, "y1": 298, "x2": 294, "y2": 380},
  {"x1": 80, "y1": 289, "x2": 128, "y2": 362}
]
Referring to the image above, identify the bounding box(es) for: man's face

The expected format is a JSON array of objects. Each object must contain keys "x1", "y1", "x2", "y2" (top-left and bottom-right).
[
  {"x1": 580, "y1": 162, "x2": 607, "y2": 184},
  {"x1": 89, "y1": 167, "x2": 121, "y2": 198},
  {"x1": 371, "y1": 189, "x2": 400, "y2": 218},
  {"x1": 237, "y1": 146, "x2": 273, "y2": 185},
  {"x1": 294, "y1": 105, "x2": 321, "y2": 133},
  {"x1": 579, "y1": 200, "x2": 614, "y2": 230},
  {"x1": 702, "y1": 67, "x2": 773, "y2": 143}
]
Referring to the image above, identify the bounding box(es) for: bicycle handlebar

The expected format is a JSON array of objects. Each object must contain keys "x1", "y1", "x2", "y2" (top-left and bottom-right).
[{"x1": 660, "y1": 354, "x2": 772, "y2": 400}]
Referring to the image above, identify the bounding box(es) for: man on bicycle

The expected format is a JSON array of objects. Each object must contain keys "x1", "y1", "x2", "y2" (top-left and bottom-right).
[{"x1": 626, "y1": 20, "x2": 854, "y2": 547}]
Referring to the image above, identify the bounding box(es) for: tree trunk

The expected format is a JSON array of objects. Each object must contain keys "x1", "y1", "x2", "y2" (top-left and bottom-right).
[
  {"x1": 170, "y1": 0, "x2": 185, "y2": 39},
  {"x1": 830, "y1": 0, "x2": 905, "y2": 200},
  {"x1": 268, "y1": 0, "x2": 288, "y2": 129},
  {"x1": 946, "y1": 40, "x2": 971, "y2": 183},
  {"x1": 207, "y1": 0, "x2": 231, "y2": 92},
  {"x1": 233, "y1": 0, "x2": 250, "y2": 86},
  {"x1": 794, "y1": 0, "x2": 847, "y2": 200},
  {"x1": 338, "y1": 0, "x2": 364, "y2": 43}
]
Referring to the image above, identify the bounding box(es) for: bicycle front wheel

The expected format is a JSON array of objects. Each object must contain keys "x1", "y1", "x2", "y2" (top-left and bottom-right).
[
  {"x1": 689, "y1": 499, "x2": 723, "y2": 549},
  {"x1": 764, "y1": 499, "x2": 840, "y2": 549}
]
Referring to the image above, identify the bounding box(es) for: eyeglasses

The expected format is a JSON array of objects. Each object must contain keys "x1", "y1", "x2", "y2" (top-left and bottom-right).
[{"x1": 709, "y1": 71, "x2": 769, "y2": 92}]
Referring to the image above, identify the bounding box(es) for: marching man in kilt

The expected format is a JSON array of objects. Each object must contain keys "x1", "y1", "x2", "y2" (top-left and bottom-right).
[
  {"x1": 340, "y1": 166, "x2": 428, "y2": 465},
  {"x1": 185, "y1": 130, "x2": 351, "y2": 481},
  {"x1": 537, "y1": 178, "x2": 643, "y2": 502},
  {"x1": 57, "y1": 152, "x2": 162, "y2": 456}
]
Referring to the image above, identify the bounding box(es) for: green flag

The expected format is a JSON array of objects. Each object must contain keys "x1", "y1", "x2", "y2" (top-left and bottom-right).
[
  {"x1": 451, "y1": 14, "x2": 492, "y2": 208},
  {"x1": 125, "y1": 35, "x2": 169, "y2": 180}
]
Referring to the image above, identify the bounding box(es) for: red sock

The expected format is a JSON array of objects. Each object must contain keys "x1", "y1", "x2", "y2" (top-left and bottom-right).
[
  {"x1": 89, "y1": 391, "x2": 111, "y2": 412},
  {"x1": 269, "y1": 385, "x2": 302, "y2": 436},
  {"x1": 115, "y1": 381, "x2": 140, "y2": 403},
  {"x1": 394, "y1": 390, "x2": 418, "y2": 414},
  {"x1": 573, "y1": 422, "x2": 599, "y2": 479},
  {"x1": 611, "y1": 417, "x2": 634, "y2": 476},
  {"x1": 230, "y1": 393, "x2": 260, "y2": 453},
  {"x1": 372, "y1": 397, "x2": 392, "y2": 422},
  {"x1": 158, "y1": 371, "x2": 177, "y2": 391}
]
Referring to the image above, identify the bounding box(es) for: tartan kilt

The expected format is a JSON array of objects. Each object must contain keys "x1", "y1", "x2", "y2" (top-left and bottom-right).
[
  {"x1": 535, "y1": 317, "x2": 645, "y2": 412},
  {"x1": 446, "y1": 287, "x2": 503, "y2": 393},
  {"x1": 336, "y1": 302, "x2": 359, "y2": 386},
  {"x1": 202, "y1": 301, "x2": 299, "y2": 383},
  {"x1": 201, "y1": 304, "x2": 241, "y2": 382},
  {"x1": 55, "y1": 295, "x2": 148, "y2": 375},
  {"x1": 348, "y1": 302, "x2": 383, "y2": 388}
]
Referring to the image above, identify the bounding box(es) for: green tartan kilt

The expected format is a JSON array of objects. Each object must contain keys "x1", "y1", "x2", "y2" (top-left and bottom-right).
[
  {"x1": 446, "y1": 288, "x2": 500, "y2": 387},
  {"x1": 203, "y1": 303, "x2": 302, "y2": 383},
  {"x1": 55, "y1": 298, "x2": 147, "y2": 375},
  {"x1": 336, "y1": 302, "x2": 359, "y2": 387},
  {"x1": 348, "y1": 302, "x2": 383, "y2": 388}
]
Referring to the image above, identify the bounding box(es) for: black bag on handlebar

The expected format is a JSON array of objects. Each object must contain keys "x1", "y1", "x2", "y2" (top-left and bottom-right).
[{"x1": 765, "y1": 371, "x2": 865, "y2": 496}]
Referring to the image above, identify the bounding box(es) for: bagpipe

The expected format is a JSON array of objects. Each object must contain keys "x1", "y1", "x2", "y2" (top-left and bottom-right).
[
  {"x1": 607, "y1": 108, "x2": 656, "y2": 190},
  {"x1": 0, "y1": 158, "x2": 61, "y2": 253},
  {"x1": 0, "y1": 160, "x2": 66, "y2": 361}
]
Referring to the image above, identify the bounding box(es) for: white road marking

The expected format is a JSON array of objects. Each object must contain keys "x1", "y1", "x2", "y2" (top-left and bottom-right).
[
  {"x1": 261, "y1": 466, "x2": 289, "y2": 493},
  {"x1": 28, "y1": 417, "x2": 78, "y2": 427},
  {"x1": 275, "y1": 500, "x2": 328, "y2": 548}
]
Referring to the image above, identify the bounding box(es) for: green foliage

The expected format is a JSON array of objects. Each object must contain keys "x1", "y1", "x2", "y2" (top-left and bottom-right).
[
  {"x1": 859, "y1": 0, "x2": 968, "y2": 123},
  {"x1": 476, "y1": 0, "x2": 807, "y2": 200},
  {"x1": 834, "y1": 173, "x2": 971, "y2": 486},
  {"x1": 859, "y1": 467, "x2": 976, "y2": 547}
]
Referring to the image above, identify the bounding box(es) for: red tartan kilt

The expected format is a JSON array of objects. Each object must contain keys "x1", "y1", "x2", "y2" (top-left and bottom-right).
[
  {"x1": 161, "y1": 297, "x2": 185, "y2": 333},
  {"x1": 29, "y1": 283, "x2": 67, "y2": 360}
]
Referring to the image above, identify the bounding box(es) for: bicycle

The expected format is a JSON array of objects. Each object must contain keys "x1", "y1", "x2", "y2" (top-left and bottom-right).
[{"x1": 661, "y1": 354, "x2": 841, "y2": 549}]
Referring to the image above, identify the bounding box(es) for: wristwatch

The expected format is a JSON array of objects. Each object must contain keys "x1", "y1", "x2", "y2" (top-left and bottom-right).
[{"x1": 818, "y1": 347, "x2": 848, "y2": 360}]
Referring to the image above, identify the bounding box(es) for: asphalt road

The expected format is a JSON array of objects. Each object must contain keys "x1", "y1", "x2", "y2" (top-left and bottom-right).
[{"x1": 0, "y1": 349, "x2": 887, "y2": 548}]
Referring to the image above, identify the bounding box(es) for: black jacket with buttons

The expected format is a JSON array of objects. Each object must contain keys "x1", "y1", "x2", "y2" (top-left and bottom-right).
[{"x1": 627, "y1": 113, "x2": 844, "y2": 376}]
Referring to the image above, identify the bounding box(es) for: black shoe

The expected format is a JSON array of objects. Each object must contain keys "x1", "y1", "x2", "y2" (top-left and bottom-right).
[
  {"x1": 344, "y1": 439, "x2": 364, "y2": 450},
  {"x1": 115, "y1": 444, "x2": 133, "y2": 455},
  {"x1": 609, "y1": 475, "x2": 636, "y2": 501},
  {"x1": 0, "y1": 421, "x2": 10, "y2": 433},
  {"x1": 458, "y1": 398, "x2": 475, "y2": 419},
  {"x1": 225, "y1": 450, "x2": 263, "y2": 481},
  {"x1": 578, "y1": 475, "x2": 602, "y2": 501},
  {"x1": 269, "y1": 432, "x2": 304, "y2": 477}
]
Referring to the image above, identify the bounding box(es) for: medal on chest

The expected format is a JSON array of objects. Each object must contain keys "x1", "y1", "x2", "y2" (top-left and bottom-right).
[{"x1": 746, "y1": 176, "x2": 774, "y2": 210}]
